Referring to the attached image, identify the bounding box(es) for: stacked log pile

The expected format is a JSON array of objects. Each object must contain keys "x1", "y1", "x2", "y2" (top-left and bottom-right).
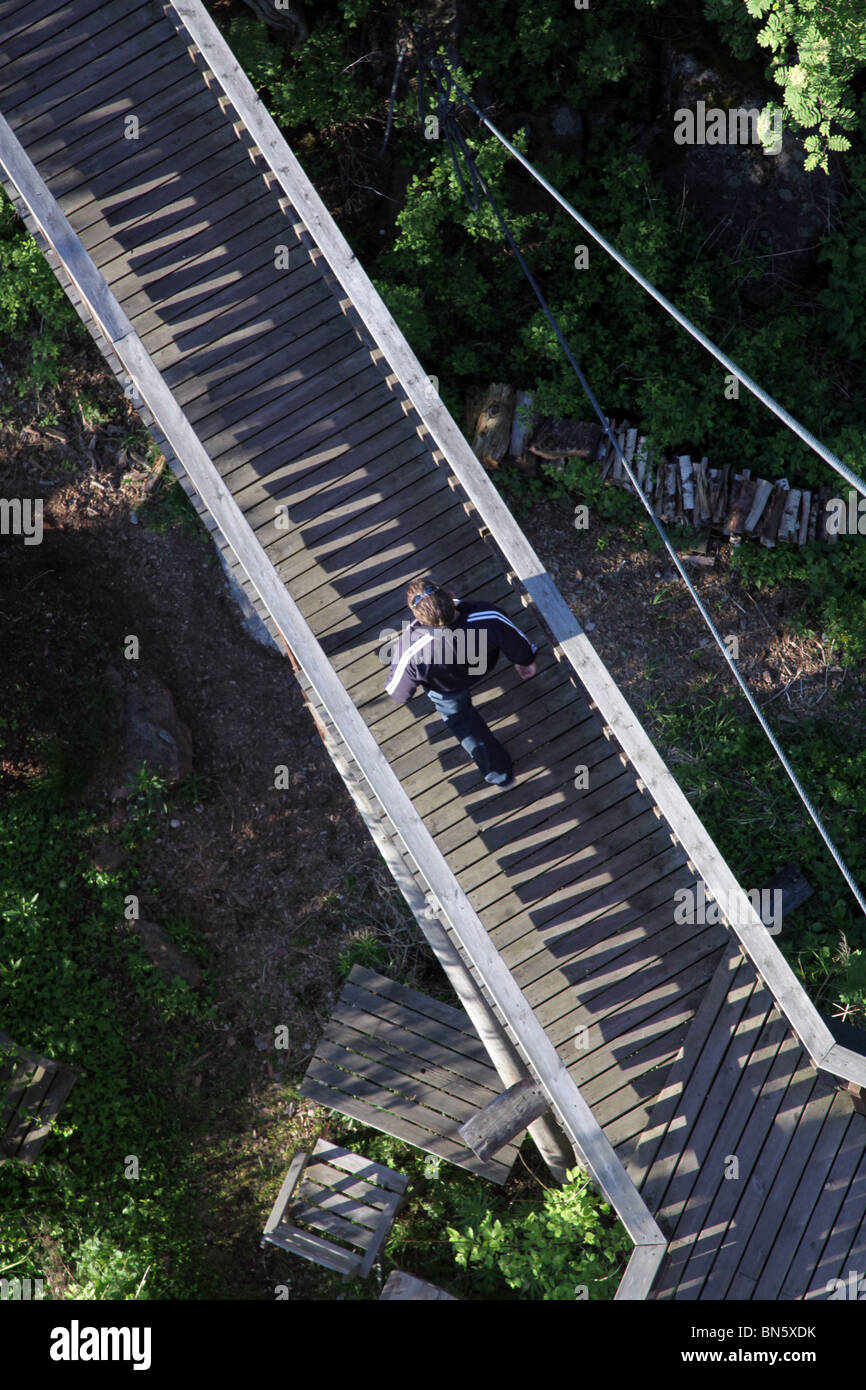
[{"x1": 466, "y1": 384, "x2": 841, "y2": 548}]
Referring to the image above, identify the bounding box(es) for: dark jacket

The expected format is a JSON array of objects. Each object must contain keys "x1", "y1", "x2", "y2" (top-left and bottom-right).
[{"x1": 385, "y1": 598, "x2": 537, "y2": 704}]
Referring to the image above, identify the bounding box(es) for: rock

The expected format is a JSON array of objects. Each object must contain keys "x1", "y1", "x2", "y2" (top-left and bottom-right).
[
  {"x1": 129, "y1": 918, "x2": 203, "y2": 988},
  {"x1": 660, "y1": 48, "x2": 842, "y2": 306},
  {"x1": 121, "y1": 674, "x2": 193, "y2": 786}
]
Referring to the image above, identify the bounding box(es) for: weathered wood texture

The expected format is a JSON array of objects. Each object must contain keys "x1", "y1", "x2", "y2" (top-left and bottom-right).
[
  {"x1": 630, "y1": 941, "x2": 866, "y2": 1300},
  {"x1": 261, "y1": 1138, "x2": 408, "y2": 1278},
  {"x1": 458, "y1": 1077, "x2": 548, "y2": 1161},
  {"x1": 299, "y1": 967, "x2": 525, "y2": 1183},
  {"x1": 0, "y1": 1032, "x2": 76, "y2": 1163}
]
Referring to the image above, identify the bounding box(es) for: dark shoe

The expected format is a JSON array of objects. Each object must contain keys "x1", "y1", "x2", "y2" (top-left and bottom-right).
[{"x1": 485, "y1": 771, "x2": 515, "y2": 790}]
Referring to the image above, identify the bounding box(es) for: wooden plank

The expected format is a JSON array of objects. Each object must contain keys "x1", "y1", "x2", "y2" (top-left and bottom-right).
[
  {"x1": 299, "y1": 1076, "x2": 512, "y2": 1182},
  {"x1": 0, "y1": 2, "x2": 154, "y2": 100},
  {"x1": 263, "y1": 1224, "x2": 361, "y2": 1276},
  {"x1": 312, "y1": 1036, "x2": 485, "y2": 1127},
  {"x1": 751, "y1": 1093, "x2": 853, "y2": 1298},
  {"x1": 89, "y1": 168, "x2": 269, "y2": 280},
  {"x1": 0, "y1": 0, "x2": 88, "y2": 52},
  {"x1": 263, "y1": 1151, "x2": 309, "y2": 1234},
  {"x1": 359, "y1": 1192, "x2": 403, "y2": 1276},
  {"x1": 803, "y1": 1146, "x2": 866, "y2": 1297},
  {"x1": 696, "y1": 1054, "x2": 821, "y2": 1299},
  {"x1": 777, "y1": 1113, "x2": 864, "y2": 1298},
  {"x1": 2, "y1": 19, "x2": 177, "y2": 125},
  {"x1": 628, "y1": 944, "x2": 745, "y2": 1190},
  {"x1": 16, "y1": 1064, "x2": 77, "y2": 1162},
  {"x1": 292, "y1": 1191, "x2": 382, "y2": 1243},
  {"x1": 458, "y1": 1078, "x2": 544, "y2": 1160},
  {"x1": 326, "y1": 1020, "x2": 499, "y2": 1109},
  {"x1": 662, "y1": 1008, "x2": 795, "y2": 1298},
  {"x1": 304, "y1": 1055, "x2": 467, "y2": 1142},
  {"x1": 651, "y1": 981, "x2": 780, "y2": 1236},
  {"x1": 638, "y1": 952, "x2": 763, "y2": 1213},
  {"x1": 301, "y1": 1162, "x2": 403, "y2": 1210},
  {"x1": 718, "y1": 1079, "x2": 837, "y2": 1296},
  {"x1": 336, "y1": 983, "x2": 496, "y2": 1080},
  {"x1": 310, "y1": 1139, "x2": 408, "y2": 1193},
  {"x1": 20, "y1": 54, "x2": 200, "y2": 168},
  {"x1": 51, "y1": 88, "x2": 233, "y2": 213},
  {"x1": 348, "y1": 966, "x2": 486, "y2": 1040},
  {"x1": 190, "y1": 339, "x2": 375, "y2": 443},
  {"x1": 615, "y1": 1242, "x2": 667, "y2": 1301}
]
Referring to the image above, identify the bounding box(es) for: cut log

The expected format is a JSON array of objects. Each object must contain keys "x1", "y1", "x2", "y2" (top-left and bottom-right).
[
  {"x1": 528, "y1": 417, "x2": 603, "y2": 460},
  {"x1": 635, "y1": 436, "x2": 649, "y2": 491},
  {"x1": 693, "y1": 458, "x2": 710, "y2": 522},
  {"x1": 465, "y1": 384, "x2": 486, "y2": 437},
  {"x1": 594, "y1": 421, "x2": 612, "y2": 463},
  {"x1": 678, "y1": 455, "x2": 695, "y2": 522},
  {"x1": 611, "y1": 428, "x2": 627, "y2": 484},
  {"x1": 663, "y1": 460, "x2": 678, "y2": 519},
  {"x1": 471, "y1": 383, "x2": 515, "y2": 467},
  {"x1": 654, "y1": 457, "x2": 667, "y2": 515},
  {"x1": 599, "y1": 423, "x2": 617, "y2": 482},
  {"x1": 777, "y1": 487, "x2": 802, "y2": 544},
  {"x1": 509, "y1": 390, "x2": 535, "y2": 461},
  {"x1": 622, "y1": 428, "x2": 638, "y2": 486},
  {"x1": 711, "y1": 466, "x2": 730, "y2": 526},
  {"x1": 798, "y1": 490, "x2": 811, "y2": 547},
  {"x1": 744, "y1": 479, "x2": 773, "y2": 535},
  {"x1": 458, "y1": 1079, "x2": 548, "y2": 1161},
  {"x1": 759, "y1": 481, "x2": 790, "y2": 547},
  {"x1": 726, "y1": 476, "x2": 757, "y2": 535}
]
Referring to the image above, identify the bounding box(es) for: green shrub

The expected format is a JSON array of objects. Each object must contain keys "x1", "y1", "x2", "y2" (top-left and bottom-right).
[
  {"x1": 0, "y1": 189, "x2": 85, "y2": 389},
  {"x1": 446, "y1": 1166, "x2": 631, "y2": 1299}
]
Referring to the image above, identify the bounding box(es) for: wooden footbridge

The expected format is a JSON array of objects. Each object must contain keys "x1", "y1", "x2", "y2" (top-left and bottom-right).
[{"x1": 3, "y1": 0, "x2": 866, "y2": 1299}]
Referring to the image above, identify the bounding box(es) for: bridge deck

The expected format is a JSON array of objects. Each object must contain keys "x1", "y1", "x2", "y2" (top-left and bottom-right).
[{"x1": 2, "y1": 0, "x2": 865, "y2": 1299}]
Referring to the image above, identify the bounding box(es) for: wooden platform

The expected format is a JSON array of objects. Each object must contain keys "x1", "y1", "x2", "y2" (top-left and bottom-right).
[
  {"x1": 0, "y1": 1032, "x2": 75, "y2": 1163},
  {"x1": 300, "y1": 967, "x2": 523, "y2": 1183},
  {"x1": 630, "y1": 943, "x2": 866, "y2": 1299},
  {"x1": 3, "y1": 0, "x2": 866, "y2": 1300}
]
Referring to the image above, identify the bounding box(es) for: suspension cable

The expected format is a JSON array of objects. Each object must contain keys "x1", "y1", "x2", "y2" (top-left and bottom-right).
[{"x1": 404, "y1": 38, "x2": 866, "y2": 920}]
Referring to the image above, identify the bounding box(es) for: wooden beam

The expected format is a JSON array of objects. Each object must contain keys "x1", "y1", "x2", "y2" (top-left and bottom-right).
[{"x1": 458, "y1": 1078, "x2": 548, "y2": 1161}]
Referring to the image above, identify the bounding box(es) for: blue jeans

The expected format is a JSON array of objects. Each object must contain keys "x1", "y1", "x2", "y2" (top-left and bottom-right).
[{"x1": 426, "y1": 686, "x2": 512, "y2": 785}]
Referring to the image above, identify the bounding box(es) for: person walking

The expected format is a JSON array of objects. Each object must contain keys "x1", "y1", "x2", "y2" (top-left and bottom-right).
[{"x1": 385, "y1": 577, "x2": 537, "y2": 788}]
